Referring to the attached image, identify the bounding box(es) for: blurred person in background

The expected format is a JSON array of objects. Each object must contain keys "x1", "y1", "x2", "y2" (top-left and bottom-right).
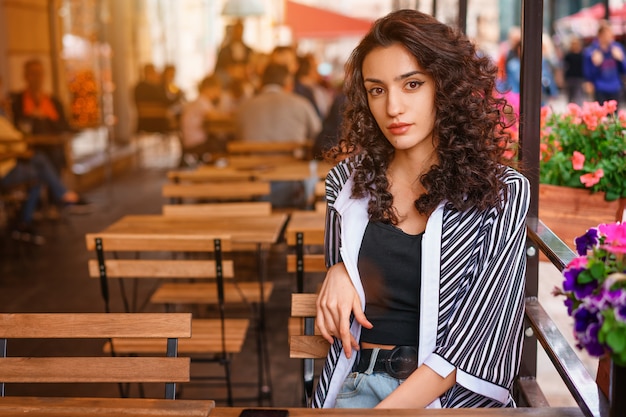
[
  {"x1": 496, "y1": 26, "x2": 521, "y2": 91},
  {"x1": 235, "y1": 63, "x2": 321, "y2": 207},
  {"x1": 133, "y1": 63, "x2": 173, "y2": 133},
  {"x1": 1, "y1": 77, "x2": 90, "y2": 244},
  {"x1": 215, "y1": 19, "x2": 253, "y2": 84},
  {"x1": 10, "y1": 58, "x2": 73, "y2": 174},
  {"x1": 563, "y1": 36, "x2": 587, "y2": 106},
  {"x1": 269, "y1": 46, "x2": 299, "y2": 78},
  {"x1": 295, "y1": 53, "x2": 332, "y2": 119},
  {"x1": 235, "y1": 63, "x2": 320, "y2": 143},
  {"x1": 180, "y1": 74, "x2": 234, "y2": 166},
  {"x1": 162, "y1": 64, "x2": 186, "y2": 126},
  {"x1": 313, "y1": 86, "x2": 347, "y2": 160},
  {"x1": 583, "y1": 20, "x2": 626, "y2": 108}
]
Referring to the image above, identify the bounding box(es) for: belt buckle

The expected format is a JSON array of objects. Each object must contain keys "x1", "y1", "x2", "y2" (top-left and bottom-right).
[{"x1": 384, "y1": 346, "x2": 417, "y2": 379}]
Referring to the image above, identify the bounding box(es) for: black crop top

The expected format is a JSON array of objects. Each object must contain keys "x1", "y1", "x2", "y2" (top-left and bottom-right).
[{"x1": 358, "y1": 221, "x2": 422, "y2": 346}]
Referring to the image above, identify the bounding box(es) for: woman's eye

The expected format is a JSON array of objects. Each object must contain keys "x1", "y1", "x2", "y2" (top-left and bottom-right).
[
  {"x1": 406, "y1": 80, "x2": 422, "y2": 90},
  {"x1": 367, "y1": 87, "x2": 384, "y2": 96}
]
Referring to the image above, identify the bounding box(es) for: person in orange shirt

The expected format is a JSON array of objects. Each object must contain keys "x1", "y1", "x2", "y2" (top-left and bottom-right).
[{"x1": 10, "y1": 58, "x2": 72, "y2": 174}]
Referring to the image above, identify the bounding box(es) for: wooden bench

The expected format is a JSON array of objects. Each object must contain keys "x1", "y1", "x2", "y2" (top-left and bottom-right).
[
  {"x1": 85, "y1": 235, "x2": 251, "y2": 405},
  {"x1": 0, "y1": 312, "x2": 191, "y2": 399}
]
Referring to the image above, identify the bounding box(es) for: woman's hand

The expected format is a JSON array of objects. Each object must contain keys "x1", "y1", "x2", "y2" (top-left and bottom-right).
[{"x1": 316, "y1": 262, "x2": 372, "y2": 358}]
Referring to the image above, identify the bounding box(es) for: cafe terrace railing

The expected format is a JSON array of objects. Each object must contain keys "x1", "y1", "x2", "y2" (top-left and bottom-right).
[{"x1": 524, "y1": 218, "x2": 610, "y2": 417}]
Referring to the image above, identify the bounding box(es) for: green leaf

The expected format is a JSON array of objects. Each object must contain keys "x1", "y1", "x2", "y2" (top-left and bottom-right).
[
  {"x1": 607, "y1": 330, "x2": 626, "y2": 353},
  {"x1": 589, "y1": 262, "x2": 606, "y2": 280}
]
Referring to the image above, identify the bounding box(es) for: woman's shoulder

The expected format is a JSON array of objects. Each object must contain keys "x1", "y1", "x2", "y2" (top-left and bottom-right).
[
  {"x1": 325, "y1": 155, "x2": 363, "y2": 202},
  {"x1": 498, "y1": 166, "x2": 530, "y2": 210},
  {"x1": 500, "y1": 166, "x2": 529, "y2": 189}
]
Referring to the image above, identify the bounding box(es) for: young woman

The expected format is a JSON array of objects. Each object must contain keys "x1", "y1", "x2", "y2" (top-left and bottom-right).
[{"x1": 314, "y1": 9, "x2": 530, "y2": 409}]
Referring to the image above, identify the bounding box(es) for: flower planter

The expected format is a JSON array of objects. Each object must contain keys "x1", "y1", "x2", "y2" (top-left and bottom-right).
[
  {"x1": 541, "y1": 184, "x2": 625, "y2": 405},
  {"x1": 538, "y1": 184, "x2": 625, "y2": 252}
]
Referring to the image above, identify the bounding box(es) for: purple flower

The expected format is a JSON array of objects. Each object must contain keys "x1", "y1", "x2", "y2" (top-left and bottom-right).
[
  {"x1": 557, "y1": 222, "x2": 626, "y2": 362},
  {"x1": 563, "y1": 267, "x2": 598, "y2": 299},
  {"x1": 583, "y1": 323, "x2": 605, "y2": 357},
  {"x1": 573, "y1": 305, "x2": 599, "y2": 332},
  {"x1": 573, "y1": 306, "x2": 605, "y2": 357},
  {"x1": 575, "y1": 228, "x2": 599, "y2": 256}
]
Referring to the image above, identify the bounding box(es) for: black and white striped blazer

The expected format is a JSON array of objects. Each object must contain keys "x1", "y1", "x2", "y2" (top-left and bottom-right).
[{"x1": 313, "y1": 157, "x2": 530, "y2": 408}]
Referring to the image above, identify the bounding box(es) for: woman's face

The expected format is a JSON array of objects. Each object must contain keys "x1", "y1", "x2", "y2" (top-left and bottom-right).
[{"x1": 362, "y1": 43, "x2": 436, "y2": 156}]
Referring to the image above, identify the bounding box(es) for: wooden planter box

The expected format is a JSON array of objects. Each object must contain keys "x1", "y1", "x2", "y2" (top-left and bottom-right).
[{"x1": 538, "y1": 184, "x2": 625, "y2": 252}]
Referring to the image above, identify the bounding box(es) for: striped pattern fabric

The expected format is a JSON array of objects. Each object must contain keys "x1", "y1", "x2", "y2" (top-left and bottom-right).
[{"x1": 313, "y1": 157, "x2": 530, "y2": 408}]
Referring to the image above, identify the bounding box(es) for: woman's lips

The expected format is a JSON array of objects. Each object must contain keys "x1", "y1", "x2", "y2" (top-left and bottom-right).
[{"x1": 387, "y1": 123, "x2": 411, "y2": 135}]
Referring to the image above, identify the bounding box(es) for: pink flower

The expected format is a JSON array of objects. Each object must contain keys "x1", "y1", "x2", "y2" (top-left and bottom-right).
[
  {"x1": 571, "y1": 151, "x2": 585, "y2": 170},
  {"x1": 598, "y1": 222, "x2": 626, "y2": 254},
  {"x1": 566, "y1": 256, "x2": 589, "y2": 270},
  {"x1": 580, "y1": 169, "x2": 604, "y2": 187},
  {"x1": 567, "y1": 103, "x2": 582, "y2": 116},
  {"x1": 604, "y1": 100, "x2": 618, "y2": 115},
  {"x1": 582, "y1": 113, "x2": 599, "y2": 131}
]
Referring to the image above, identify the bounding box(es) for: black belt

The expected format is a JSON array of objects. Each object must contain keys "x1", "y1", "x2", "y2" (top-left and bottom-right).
[{"x1": 355, "y1": 346, "x2": 418, "y2": 379}]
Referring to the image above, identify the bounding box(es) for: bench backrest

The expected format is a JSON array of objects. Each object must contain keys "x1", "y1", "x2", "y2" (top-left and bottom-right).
[
  {"x1": 0, "y1": 313, "x2": 191, "y2": 399},
  {"x1": 85, "y1": 235, "x2": 233, "y2": 313}
]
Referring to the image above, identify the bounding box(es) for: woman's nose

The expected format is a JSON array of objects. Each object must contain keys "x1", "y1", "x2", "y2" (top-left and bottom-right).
[{"x1": 386, "y1": 89, "x2": 403, "y2": 116}]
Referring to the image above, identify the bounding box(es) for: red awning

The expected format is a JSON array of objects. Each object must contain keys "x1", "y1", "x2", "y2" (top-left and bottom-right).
[{"x1": 285, "y1": 1, "x2": 372, "y2": 39}]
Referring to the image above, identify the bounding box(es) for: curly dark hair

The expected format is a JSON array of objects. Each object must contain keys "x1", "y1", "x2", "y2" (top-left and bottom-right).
[{"x1": 328, "y1": 9, "x2": 513, "y2": 222}]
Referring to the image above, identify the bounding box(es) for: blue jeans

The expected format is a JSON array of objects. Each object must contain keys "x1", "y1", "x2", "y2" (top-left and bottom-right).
[
  {"x1": 334, "y1": 348, "x2": 404, "y2": 408},
  {"x1": 1, "y1": 152, "x2": 68, "y2": 225}
]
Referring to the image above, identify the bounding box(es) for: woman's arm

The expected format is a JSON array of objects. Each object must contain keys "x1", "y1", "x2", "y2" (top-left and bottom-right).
[
  {"x1": 376, "y1": 365, "x2": 457, "y2": 409},
  {"x1": 316, "y1": 262, "x2": 372, "y2": 359}
]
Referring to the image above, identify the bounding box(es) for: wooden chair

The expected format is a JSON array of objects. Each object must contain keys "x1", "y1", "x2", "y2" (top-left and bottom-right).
[
  {"x1": 85, "y1": 235, "x2": 250, "y2": 405},
  {"x1": 285, "y1": 225, "x2": 327, "y2": 406},
  {"x1": 0, "y1": 312, "x2": 191, "y2": 399},
  {"x1": 289, "y1": 293, "x2": 330, "y2": 407},
  {"x1": 162, "y1": 181, "x2": 271, "y2": 204}
]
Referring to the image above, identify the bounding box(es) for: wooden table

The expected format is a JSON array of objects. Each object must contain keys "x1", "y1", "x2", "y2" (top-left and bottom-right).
[
  {"x1": 285, "y1": 211, "x2": 325, "y2": 244},
  {"x1": 0, "y1": 396, "x2": 214, "y2": 416},
  {"x1": 208, "y1": 407, "x2": 584, "y2": 417},
  {"x1": 86, "y1": 213, "x2": 288, "y2": 247}
]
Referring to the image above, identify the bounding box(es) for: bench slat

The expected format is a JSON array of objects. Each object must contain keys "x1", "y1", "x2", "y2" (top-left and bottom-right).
[
  {"x1": 106, "y1": 319, "x2": 250, "y2": 355},
  {"x1": 150, "y1": 282, "x2": 273, "y2": 305},
  {"x1": 87, "y1": 259, "x2": 234, "y2": 279},
  {"x1": 289, "y1": 335, "x2": 330, "y2": 359},
  {"x1": 286, "y1": 254, "x2": 326, "y2": 273},
  {"x1": 0, "y1": 357, "x2": 190, "y2": 383},
  {"x1": 0, "y1": 313, "x2": 191, "y2": 338}
]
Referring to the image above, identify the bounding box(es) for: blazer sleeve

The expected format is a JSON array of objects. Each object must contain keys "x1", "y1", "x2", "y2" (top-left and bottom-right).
[
  {"x1": 323, "y1": 158, "x2": 354, "y2": 268},
  {"x1": 424, "y1": 170, "x2": 530, "y2": 403}
]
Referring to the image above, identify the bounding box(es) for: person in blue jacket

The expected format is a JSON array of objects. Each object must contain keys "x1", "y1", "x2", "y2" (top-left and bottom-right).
[{"x1": 583, "y1": 21, "x2": 626, "y2": 107}]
